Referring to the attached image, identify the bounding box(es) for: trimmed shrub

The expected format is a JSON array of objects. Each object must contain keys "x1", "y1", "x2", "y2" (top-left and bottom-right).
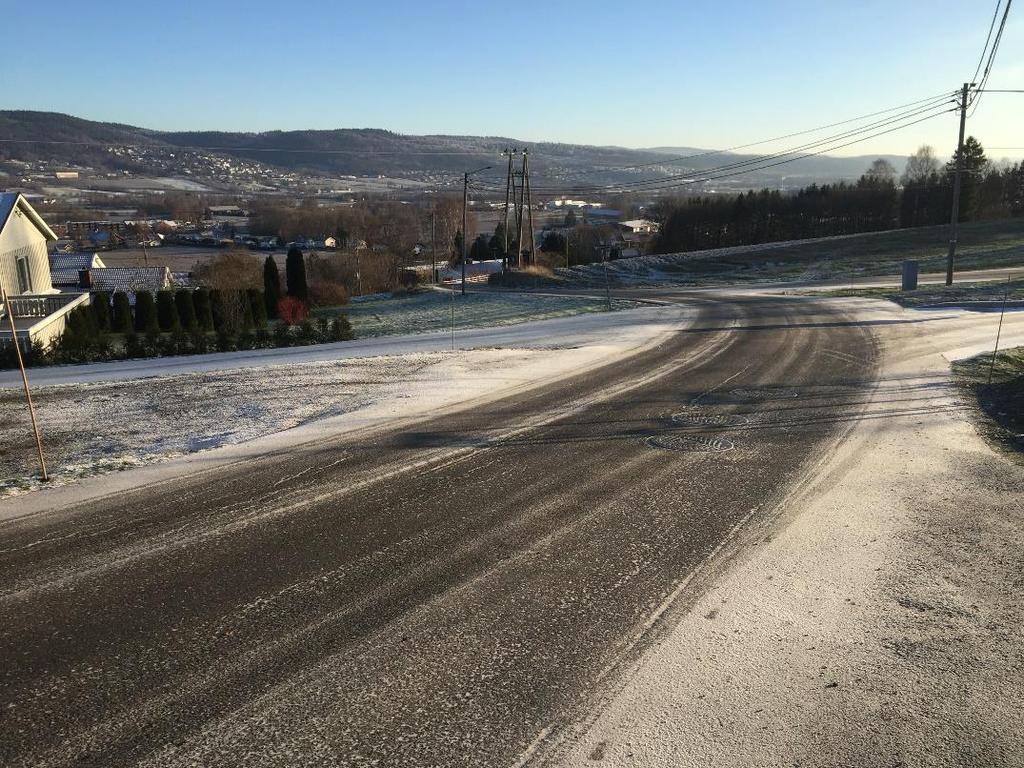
[
  {"x1": 112, "y1": 292, "x2": 132, "y2": 333},
  {"x1": 194, "y1": 288, "x2": 214, "y2": 331},
  {"x1": 156, "y1": 290, "x2": 179, "y2": 332},
  {"x1": 240, "y1": 292, "x2": 255, "y2": 331},
  {"x1": 285, "y1": 246, "x2": 309, "y2": 302},
  {"x1": 215, "y1": 330, "x2": 235, "y2": 352},
  {"x1": 272, "y1": 322, "x2": 293, "y2": 347},
  {"x1": 55, "y1": 305, "x2": 102, "y2": 362},
  {"x1": 331, "y1": 314, "x2": 354, "y2": 341},
  {"x1": 247, "y1": 288, "x2": 267, "y2": 328},
  {"x1": 263, "y1": 256, "x2": 281, "y2": 319},
  {"x1": 135, "y1": 291, "x2": 158, "y2": 333},
  {"x1": 124, "y1": 332, "x2": 145, "y2": 359},
  {"x1": 91, "y1": 292, "x2": 111, "y2": 332},
  {"x1": 175, "y1": 289, "x2": 198, "y2": 331}
]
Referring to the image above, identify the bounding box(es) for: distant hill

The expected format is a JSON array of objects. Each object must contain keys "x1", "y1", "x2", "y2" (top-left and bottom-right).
[{"x1": 0, "y1": 110, "x2": 908, "y2": 191}]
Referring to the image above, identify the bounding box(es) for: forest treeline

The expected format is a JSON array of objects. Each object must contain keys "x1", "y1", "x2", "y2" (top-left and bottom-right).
[{"x1": 651, "y1": 138, "x2": 1024, "y2": 254}]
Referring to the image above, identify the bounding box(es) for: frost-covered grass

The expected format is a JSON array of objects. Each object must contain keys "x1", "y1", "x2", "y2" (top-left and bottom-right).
[
  {"x1": 822, "y1": 278, "x2": 1024, "y2": 307},
  {"x1": 319, "y1": 289, "x2": 637, "y2": 338},
  {"x1": 560, "y1": 218, "x2": 1024, "y2": 287},
  {"x1": 0, "y1": 355, "x2": 440, "y2": 497},
  {"x1": 953, "y1": 345, "x2": 1024, "y2": 461}
]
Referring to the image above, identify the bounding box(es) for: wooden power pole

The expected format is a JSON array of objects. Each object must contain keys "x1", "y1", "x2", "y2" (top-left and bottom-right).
[
  {"x1": 945, "y1": 82, "x2": 972, "y2": 286},
  {"x1": 2, "y1": 289, "x2": 48, "y2": 481}
]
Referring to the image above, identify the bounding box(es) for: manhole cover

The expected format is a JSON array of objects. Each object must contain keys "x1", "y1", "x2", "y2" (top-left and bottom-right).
[
  {"x1": 645, "y1": 434, "x2": 735, "y2": 453},
  {"x1": 671, "y1": 411, "x2": 749, "y2": 427},
  {"x1": 729, "y1": 387, "x2": 800, "y2": 401}
]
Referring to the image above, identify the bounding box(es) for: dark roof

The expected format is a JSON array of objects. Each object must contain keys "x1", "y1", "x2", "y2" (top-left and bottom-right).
[
  {"x1": 49, "y1": 252, "x2": 98, "y2": 271},
  {"x1": 88, "y1": 267, "x2": 171, "y2": 294},
  {"x1": 50, "y1": 269, "x2": 84, "y2": 287}
]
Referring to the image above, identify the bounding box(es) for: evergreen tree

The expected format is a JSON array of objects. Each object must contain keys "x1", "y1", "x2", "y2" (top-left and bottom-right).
[
  {"x1": 193, "y1": 287, "x2": 214, "y2": 331},
  {"x1": 91, "y1": 292, "x2": 111, "y2": 332},
  {"x1": 469, "y1": 234, "x2": 491, "y2": 262},
  {"x1": 174, "y1": 289, "x2": 198, "y2": 331},
  {"x1": 247, "y1": 288, "x2": 268, "y2": 328},
  {"x1": 134, "y1": 291, "x2": 158, "y2": 333},
  {"x1": 263, "y1": 256, "x2": 282, "y2": 319},
  {"x1": 156, "y1": 290, "x2": 180, "y2": 331},
  {"x1": 240, "y1": 292, "x2": 255, "y2": 331},
  {"x1": 210, "y1": 289, "x2": 226, "y2": 331},
  {"x1": 285, "y1": 246, "x2": 308, "y2": 302},
  {"x1": 111, "y1": 292, "x2": 132, "y2": 333}
]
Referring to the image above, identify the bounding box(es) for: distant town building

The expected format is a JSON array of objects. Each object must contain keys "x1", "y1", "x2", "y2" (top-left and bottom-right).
[
  {"x1": 54, "y1": 171, "x2": 80, "y2": 180},
  {"x1": 617, "y1": 219, "x2": 659, "y2": 235},
  {"x1": 65, "y1": 220, "x2": 128, "y2": 249},
  {"x1": 206, "y1": 205, "x2": 247, "y2": 218}
]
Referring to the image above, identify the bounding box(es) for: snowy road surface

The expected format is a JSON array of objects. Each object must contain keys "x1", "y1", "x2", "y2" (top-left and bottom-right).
[{"x1": 1, "y1": 290, "x2": 1023, "y2": 767}]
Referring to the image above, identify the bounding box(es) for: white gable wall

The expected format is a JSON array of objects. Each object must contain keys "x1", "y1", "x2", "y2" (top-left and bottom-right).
[{"x1": 0, "y1": 206, "x2": 54, "y2": 296}]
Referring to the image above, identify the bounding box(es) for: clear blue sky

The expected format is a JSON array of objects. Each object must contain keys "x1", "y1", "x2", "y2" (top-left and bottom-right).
[{"x1": 4, "y1": 0, "x2": 1023, "y2": 159}]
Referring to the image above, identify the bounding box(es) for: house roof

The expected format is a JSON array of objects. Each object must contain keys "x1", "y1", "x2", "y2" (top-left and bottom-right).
[
  {"x1": 0, "y1": 192, "x2": 58, "y2": 242},
  {"x1": 49, "y1": 252, "x2": 105, "y2": 271},
  {"x1": 87, "y1": 267, "x2": 172, "y2": 294}
]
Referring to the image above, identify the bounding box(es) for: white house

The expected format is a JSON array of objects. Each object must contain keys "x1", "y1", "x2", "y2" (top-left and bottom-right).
[{"x1": 0, "y1": 193, "x2": 90, "y2": 349}]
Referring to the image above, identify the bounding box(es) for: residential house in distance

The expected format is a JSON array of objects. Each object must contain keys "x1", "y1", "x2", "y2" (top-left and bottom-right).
[
  {"x1": 65, "y1": 220, "x2": 128, "y2": 250},
  {"x1": 0, "y1": 193, "x2": 90, "y2": 349},
  {"x1": 48, "y1": 252, "x2": 107, "y2": 289},
  {"x1": 49, "y1": 252, "x2": 178, "y2": 304}
]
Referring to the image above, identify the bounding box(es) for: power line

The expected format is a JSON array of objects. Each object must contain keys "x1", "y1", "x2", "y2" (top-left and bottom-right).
[
  {"x1": 469, "y1": 106, "x2": 954, "y2": 197},
  {"x1": 972, "y1": 1, "x2": 1003, "y2": 84},
  {"x1": 969, "y1": 0, "x2": 1014, "y2": 117},
  {"x1": 470, "y1": 99, "x2": 957, "y2": 195},
  {"x1": 552, "y1": 90, "x2": 956, "y2": 179}
]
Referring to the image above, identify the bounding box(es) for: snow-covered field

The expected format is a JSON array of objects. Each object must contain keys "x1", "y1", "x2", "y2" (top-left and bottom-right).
[
  {"x1": 0, "y1": 306, "x2": 685, "y2": 500},
  {"x1": 337, "y1": 289, "x2": 638, "y2": 338}
]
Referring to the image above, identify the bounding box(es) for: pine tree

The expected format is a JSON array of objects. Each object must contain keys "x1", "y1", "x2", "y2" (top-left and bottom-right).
[
  {"x1": 263, "y1": 256, "x2": 281, "y2": 319},
  {"x1": 134, "y1": 291, "x2": 159, "y2": 333},
  {"x1": 285, "y1": 247, "x2": 308, "y2": 302},
  {"x1": 111, "y1": 292, "x2": 132, "y2": 333},
  {"x1": 156, "y1": 290, "x2": 180, "y2": 332}
]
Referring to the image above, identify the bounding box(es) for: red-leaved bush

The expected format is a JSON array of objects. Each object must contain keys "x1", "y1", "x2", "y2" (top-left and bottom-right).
[{"x1": 277, "y1": 296, "x2": 309, "y2": 325}]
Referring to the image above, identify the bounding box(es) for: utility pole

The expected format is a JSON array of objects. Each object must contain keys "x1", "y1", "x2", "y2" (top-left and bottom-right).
[
  {"x1": 2, "y1": 289, "x2": 48, "y2": 481},
  {"x1": 430, "y1": 212, "x2": 436, "y2": 283},
  {"x1": 565, "y1": 232, "x2": 570, "y2": 269},
  {"x1": 462, "y1": 172, "x2": 469, "y2": 295},
  {"x1": 514, "y1": 159, "x2": 527, "y2": 268},
  {"x1": 946, "y1": 82, "x2": 972, "y2": 286},
  {"x1": 524, "y1": 150, "x2": 535, "y2": 267},
  {"x1": 461, "y1": 165, "x2": 492, "y2": 295},
  {"x1": 502, "y1": 148, "x2": 514, "y2": 266}
]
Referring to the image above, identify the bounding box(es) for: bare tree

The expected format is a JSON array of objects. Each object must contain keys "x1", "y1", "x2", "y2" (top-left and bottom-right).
[
  {"x1": 901, "y1": 146, "x2": 939, "y2": 185},
  {"x1": 862, "y1": 158, "x2": 898, "y2": 186}
]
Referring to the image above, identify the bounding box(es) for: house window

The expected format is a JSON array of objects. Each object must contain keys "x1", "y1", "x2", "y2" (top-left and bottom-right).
[{"x1": 16, "y1": 254, "x2": 32, "y2": 293}]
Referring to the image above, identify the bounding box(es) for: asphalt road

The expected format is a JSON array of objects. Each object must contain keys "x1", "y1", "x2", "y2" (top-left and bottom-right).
[{"x1": 0, "y1": 292, "x2": 880, "y2": 767}]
